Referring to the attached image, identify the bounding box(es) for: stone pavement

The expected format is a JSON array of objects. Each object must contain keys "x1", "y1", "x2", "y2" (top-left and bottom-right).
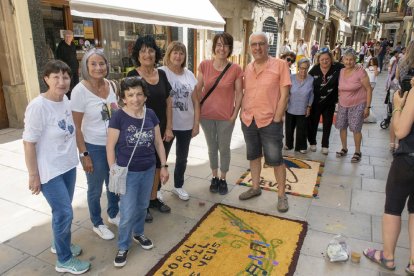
[{"x1": 0, "y1": 71, "x2": 410, "y2": 275}]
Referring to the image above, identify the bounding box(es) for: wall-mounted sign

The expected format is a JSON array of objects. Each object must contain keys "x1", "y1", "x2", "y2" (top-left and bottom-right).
[{"x1": 384, "y1": 23, "x2": 400, "y2": 29}]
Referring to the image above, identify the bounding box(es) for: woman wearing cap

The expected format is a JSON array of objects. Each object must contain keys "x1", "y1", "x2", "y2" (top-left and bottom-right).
[
  {"x1": 307, "y1": 47, "x2": 344, "y2": 155},
  {"x1": 335, "y1": 49, "x2": 372, "y2": 163}
]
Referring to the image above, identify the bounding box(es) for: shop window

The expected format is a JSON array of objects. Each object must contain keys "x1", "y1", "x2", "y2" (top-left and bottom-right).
[{"x1": 41, "y1": 5, "x2": 65, "y2": 56}]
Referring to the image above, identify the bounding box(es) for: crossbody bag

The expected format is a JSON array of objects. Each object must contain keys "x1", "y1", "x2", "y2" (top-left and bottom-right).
[{"x1": 200, "y1": 62, "x2": 232, "y2": 106}]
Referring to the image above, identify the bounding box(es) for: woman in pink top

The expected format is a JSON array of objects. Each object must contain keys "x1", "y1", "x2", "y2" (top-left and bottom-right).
[
  {"x1": 335, "y1": 49, "x2": 372, "y2": 163},
  {"x1": 196, "y1": 32, "x2": 243, "y2": 195}
]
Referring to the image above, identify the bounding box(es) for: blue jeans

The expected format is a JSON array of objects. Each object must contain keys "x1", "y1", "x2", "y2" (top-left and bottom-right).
[
  {"x1": 118, "y1": 166, "x2": 155, "y2": 250},
  {"x1": 85, "y1": 143, "x2": 119, "y2": 227},
  {"x1": 41, "y1": 168, "x2": 76, "y2": 263},
  {"x1": 173, "y1": 130, "x2": 192, "y2": 188}
]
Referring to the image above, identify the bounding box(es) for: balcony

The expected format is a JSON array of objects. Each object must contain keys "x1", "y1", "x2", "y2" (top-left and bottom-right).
[
  {"x1": 308, "y1": 0, "x2": 327, "y2": 17},
  {"x1": 367, "y1": 6, "x2": 378, "y2": 15},
  {"x1": 333, "y1": 0, "x2": 347, "y2": 14},
  {"x1": 351, "y1": 11, "x2": 370, "y2": 30},
  {"x1": 288, "y1": 0, "x2": 307, "y2": 5},
  {"x1": 378, "y1": 1, "x2": 406, "y2": 22}
]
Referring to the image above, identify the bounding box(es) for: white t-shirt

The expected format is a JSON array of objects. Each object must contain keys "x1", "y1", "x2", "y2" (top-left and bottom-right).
[
  {"x1": 280, "y1": 45, "x2": 291, "y2": 54},
  {"x1": 159, "y1": 66, "x2": 197, "y2": 130},
  {"x1": 366, "y1": 66, "x2": 377, "y2": 84},
  {"x1": 297, "y1": 43, "x2": 308, "y2": 56},
  {"x1": 22, "y1": 95, "x2": 78, "y2": 184},
  {"x1": 70, "y1": 80, "x2": 118, "y2": 145}
]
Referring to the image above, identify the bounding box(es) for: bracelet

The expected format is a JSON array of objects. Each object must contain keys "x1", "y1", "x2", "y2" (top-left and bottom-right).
[{"x1": 392, "y1": 109, "x2": 402, "y2": 114}]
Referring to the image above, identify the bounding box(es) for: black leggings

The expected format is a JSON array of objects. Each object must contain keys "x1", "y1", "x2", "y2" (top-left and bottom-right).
[
  {"x1": 307, "y1": 103, "x2": 335, "y2": 148},
  {"x1": 384, "y1": 155, "x2": 414, "y2": 216}
]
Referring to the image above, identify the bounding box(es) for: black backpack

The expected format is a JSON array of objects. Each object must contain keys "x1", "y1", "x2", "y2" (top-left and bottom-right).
[{"x1": 401, "y1": 67, "x2": 414, "y2": 93}]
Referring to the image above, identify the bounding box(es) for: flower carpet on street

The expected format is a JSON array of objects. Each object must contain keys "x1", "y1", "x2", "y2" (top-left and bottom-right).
[
  {"x1": 147, "y1": 204, "x2": 307, "y2": 276},
  {"x1": 237, "y1": 156, "x2": 324, "y2": 198}
]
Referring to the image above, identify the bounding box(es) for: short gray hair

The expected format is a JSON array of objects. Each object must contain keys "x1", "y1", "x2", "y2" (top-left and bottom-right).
[
  {"x1": 297, "y1": 57, "x2": 310, "y2": 68},
  {"x1": 342, "y1": 48, "x2": 357, "y2": 60},
  {"x1": 80, "y1": 48, "x2": 109, "y2": 80},
  {"x1": 248, "y1": 32, "x2": 268, "y2": 45}
]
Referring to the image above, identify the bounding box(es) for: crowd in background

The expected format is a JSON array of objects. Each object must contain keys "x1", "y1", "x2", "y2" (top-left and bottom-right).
[{"x1": 22, "y1": 31, "x2": 414, "y2": 274}]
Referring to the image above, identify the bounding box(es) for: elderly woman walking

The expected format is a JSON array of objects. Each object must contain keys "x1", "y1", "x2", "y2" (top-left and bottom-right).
[
  {"x1": 23, "y1": 60, "x2": 90, "y2": 274},
  {"x1": 335, "y1": 49, "x2": 372, "y2": 163},
  {"x1": 284, "y1": 58, "x2": 314, "y2": 153},
  {"x1": 71, "y1": 48, "x2": 120, "y2": 240}
]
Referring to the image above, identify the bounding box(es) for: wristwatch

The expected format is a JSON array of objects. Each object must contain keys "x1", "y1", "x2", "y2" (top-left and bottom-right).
[
  {"x1": 79, "y1": 151, "x2": 89, "y2": 157},
  {"x1": 160, "y1": 164, "x2": 169, "y2": 168}
]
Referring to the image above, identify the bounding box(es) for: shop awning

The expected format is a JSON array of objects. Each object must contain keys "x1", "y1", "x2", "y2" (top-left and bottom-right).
[
  {"x1": 69, "y1": 0, "x2": 225, "y2": 31},
  {"x1": 338, "y1": 20, "x2": 352, "y2": 34}
]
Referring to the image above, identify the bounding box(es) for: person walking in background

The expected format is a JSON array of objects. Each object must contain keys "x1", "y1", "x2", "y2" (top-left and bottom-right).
[
  {"x1": 363, "y1": 78, "x2": 414, "y2": 274},
  {"x1": 71, "y1": 49, "x2": 120, "y2": 240},
  {"x1": 364, "y1": 57, "x2": 379, "y2": 123},
  {"x1": 160, "y1": 41, "x2": 200, "y2": 201},
  {"x1": 333, "y1": 42, "x2": 342, "y2": 62},
  {"x1": 311, "y1": 41, "x2": 319, "y2": 64},
  {"x1": 196, "y1": 32, "x2": 243, "y2": 195},
  {"x1": 308, "y1": 47, "x2": 344, "y2": 155},
  {"x1": 296, "y1": 38, "x2": 308, "y2": 70},
  {"x1": 359, "y1": 42, "x2": 367, "y2": 64},
  {"x1": 107, "y1": 77, "x2": 169, "y2": 268},
  {"x1": 23, "y1": 60, "x2": 90, "y2": 274},
  {"x1": 127, "y1": 35, "x2": 174, "y2": 221},
  {"x1": 335, "y1": 49, "x2": 372, "y2": 163},
  {"x1": 56, "y1": 30, "x2": 79, "y2": 99},
  {"x1": 284, "y1": 58, "x2": 314, "y2": 153},
  {"x1": 238, "y1": 32, "x2": 291, "y2": 213},
  {"x1": 378, "y1": 38, "x2": 388, "y2": 73},
  {"x1": 279, "y1": 39, "x2": 291, "y2": 55}
]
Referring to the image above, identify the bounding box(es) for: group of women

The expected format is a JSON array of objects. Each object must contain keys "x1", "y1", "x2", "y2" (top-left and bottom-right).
[
  {"x1": 22, "y1": 32, "x2": 242, "y2": 273},
  {"x1": 23, "y1": 31, "x2": 414, "y2": 273}
]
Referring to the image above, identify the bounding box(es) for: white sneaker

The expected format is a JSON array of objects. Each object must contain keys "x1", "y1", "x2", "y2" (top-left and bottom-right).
[
  {"x1": 310, "y1": 145, "x2": 317, "y2": 152},
  {"x1": 157, "y1": 190, "x2": 163, "y2": 201},
  {"x1": 299, "y1": 150, "x2": 307, "y2": 154},
  {"x1": 108, "y1": 214, "x2": 120, "y2": 227},
  {"x1": 173, "y1": 188, "x2": 190, "y2": 201},
  {"x1": 93, "y1": 225, "x2": 114, "y2": 240},
  {"x1": 322, "y1": 147, "x2": 329, "y2": 155}
]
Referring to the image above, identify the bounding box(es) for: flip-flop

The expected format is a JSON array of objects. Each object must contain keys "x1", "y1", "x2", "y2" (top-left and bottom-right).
[
  {"x1": 363, "y1": 248, "x2": 396, "y2": 271},
  {"x1": 406, "y1": 260, "x2": 414, "y2": 275}
]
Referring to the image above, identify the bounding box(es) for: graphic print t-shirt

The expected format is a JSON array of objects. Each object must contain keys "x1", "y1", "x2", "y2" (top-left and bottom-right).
[
  {"x1": 159, "y1": 66, "x2": 197, "y2": 130},
  {"x1": 22, "y1": 95, "x2": 78, "y2": 184},
  {"x1": 109, "y1": 108, "x2": 159, "y2": 172}
]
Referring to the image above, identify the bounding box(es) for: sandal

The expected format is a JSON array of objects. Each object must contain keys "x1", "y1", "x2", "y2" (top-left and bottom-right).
[
  {"x1": 351, "y1": 152, "x2": 362, "y2": 163},
  {"x1": 336, "y1": 148, "x2": 348, "y2": 157},
  {"x1": 406, "y1": 259, "x2": 414, "y2": 275},
  {"x1": 363, "y1": 248, "x2": 396, "y2": 271}
]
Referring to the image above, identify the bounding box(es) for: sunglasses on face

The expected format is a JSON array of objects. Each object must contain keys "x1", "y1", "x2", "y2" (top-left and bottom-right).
[
  {"x1": 319, "y1": 47, "x2": 330, "y2": 54},
  {"x1": 286, "y1": 58, "x2": 294, "y2": 62}
]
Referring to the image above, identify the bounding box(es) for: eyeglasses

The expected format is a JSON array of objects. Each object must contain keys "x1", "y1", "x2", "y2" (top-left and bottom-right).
[
  {"x1": 101, "y1": 102, "x2": 111, "y2": 121},
  {"x1": 319, "y1": 47, "x2": 330, "y2": 54},
  {"x1": 250, "y1": 42, "x2": 266, "y2": 48},
  {"x1": 216, "y1": 43, "x2": 230, "y2": 49},
  {"x1": 286, "y1": 58, "x2": 294, "y2": 63}
]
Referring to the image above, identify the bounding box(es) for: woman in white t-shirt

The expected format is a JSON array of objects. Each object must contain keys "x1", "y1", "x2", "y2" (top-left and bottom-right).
[
  {"x1": 296, "y1": 38, "x2": 309, "y2": 71},
  {"x1": 71, "y1": 49, "x2": 120, "y2": 241},
  {"x1": 23, "y1": 60, "x2": 90, "y2": 274},
  {"x1": 159, "y1": 41, "x2": 199, "y2": 201}
]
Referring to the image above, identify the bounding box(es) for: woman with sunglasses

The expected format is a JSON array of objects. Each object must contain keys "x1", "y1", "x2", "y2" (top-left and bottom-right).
[
  {"x1": 127, "y1": 35, "x2": 174, "y2": 222},
  {"x1": 280, "y1": 51, "x2": 297, "y2": 73},
  {"x1": 307, "y1": 47, "x2": 344, "y2": 155},
  {"x1": 71, "y1": 48, "x2": 120, "y2": 240}
]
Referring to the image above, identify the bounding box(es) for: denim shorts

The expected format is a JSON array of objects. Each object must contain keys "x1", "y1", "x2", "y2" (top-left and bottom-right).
[{"x1": 241, "y1": 120, "x2": 284, "y2": 166}]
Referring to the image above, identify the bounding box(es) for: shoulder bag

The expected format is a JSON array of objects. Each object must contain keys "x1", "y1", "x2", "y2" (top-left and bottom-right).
[
  {"x1": 108, "y1": 106, "x2": 146, "y2": 195},
  {"x1": 200, "y1": 62, "x2": 232, "y2": 106}
]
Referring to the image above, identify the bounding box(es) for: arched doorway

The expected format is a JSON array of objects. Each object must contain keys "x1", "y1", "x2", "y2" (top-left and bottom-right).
[{"x1": 262, "y1": 17, "x2": 278, "y2": 57}]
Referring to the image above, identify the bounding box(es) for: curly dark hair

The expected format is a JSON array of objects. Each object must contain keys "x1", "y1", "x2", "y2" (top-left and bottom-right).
[{"x1": 131, "y1": 35, "x2": 162, "y2": 67}]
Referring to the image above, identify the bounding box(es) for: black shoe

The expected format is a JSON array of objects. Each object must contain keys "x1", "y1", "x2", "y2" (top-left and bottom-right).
[
  {"x1": 133, "y1": 234, "x2": 154, "y2": 250},
  {"x1": 145, "y1": 209, "x2": 153, "y2": 223},
  {"x1": 209, "y1": 177, "x2": 219, "y2": 193},
  {"x1": 149, "y1": 198, "x2": 171, "y2": 213},
  {"x1": 218, "y1": 179, "x2": 228, "y2": 195},
  {"x1": 114, "y1": 250, "x2": 128, "y2": 267}
]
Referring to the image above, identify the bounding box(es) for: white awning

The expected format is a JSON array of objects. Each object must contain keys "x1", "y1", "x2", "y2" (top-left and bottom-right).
[
  {"x1": 338, "y1": 20, "x2": 352, "y2": 34},
  {"x1": 70, "y1": 0, "x2": 225, "y2": 31}
]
